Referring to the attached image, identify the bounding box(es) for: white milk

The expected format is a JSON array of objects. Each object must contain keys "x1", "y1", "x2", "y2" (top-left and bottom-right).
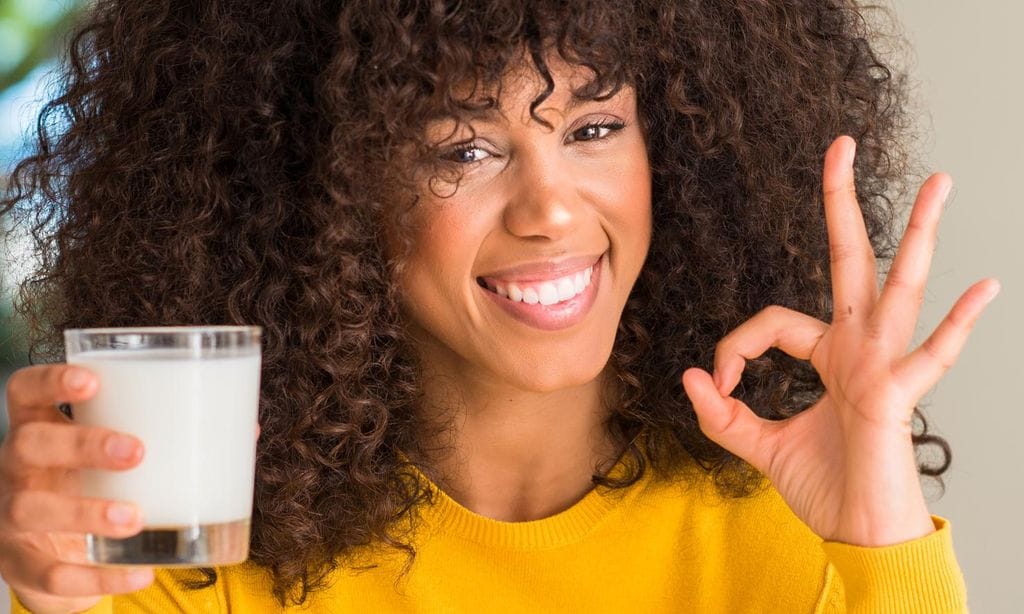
[{"x1": 68, "y1": 349, "x2": 261, "y2": 527}]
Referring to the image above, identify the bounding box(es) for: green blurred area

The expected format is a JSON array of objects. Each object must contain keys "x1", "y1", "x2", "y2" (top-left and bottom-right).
[
  {"x1": 0, "y1": 0, "x2": 84, "y2": 94},
  {"x1": 2, "y1": 0, "x2": 89, "y2": 433}
]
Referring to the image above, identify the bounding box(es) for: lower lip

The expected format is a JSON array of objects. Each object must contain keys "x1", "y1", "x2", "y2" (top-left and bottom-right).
[{"x1": 478, "y1": 254, "x2": 605, "y2": 332}]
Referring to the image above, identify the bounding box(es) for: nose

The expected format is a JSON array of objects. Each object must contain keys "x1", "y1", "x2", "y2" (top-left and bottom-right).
[{"x1": 502, "y1": 152, "x2": 583, "y2": 241}]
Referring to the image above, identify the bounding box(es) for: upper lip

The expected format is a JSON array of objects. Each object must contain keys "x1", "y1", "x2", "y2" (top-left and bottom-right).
[{"x1": 477, "y1": 253, "x2": 603, "y2": 284}]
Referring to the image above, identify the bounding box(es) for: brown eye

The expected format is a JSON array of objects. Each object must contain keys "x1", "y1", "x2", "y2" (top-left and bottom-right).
[
  {"x1": 441, "y1": 144, "x2": 492, "y2": 164},
  {"x1": 569, "y1": 121, "x2": 626, "y2": 143}
]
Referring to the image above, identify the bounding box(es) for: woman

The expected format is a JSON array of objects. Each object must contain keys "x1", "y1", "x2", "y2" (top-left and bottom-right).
[{"x1": 0, "y1": 0, "x2": 996, "y2": 611}]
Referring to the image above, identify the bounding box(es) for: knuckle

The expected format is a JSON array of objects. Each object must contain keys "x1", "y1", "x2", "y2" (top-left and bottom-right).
[
  {"x1": 10, "y1": 366, "x2": 57, "y2": 405},
  {"x1": 824, "y1": 184, "x2": 858, "y2": 200},
  {"x1": 863, "y1": 320, "x2": 886, "y2": 343},
  {"x1": 921, "y1": 338, "x2": 939, "y2": 360},
  {"x1": 4, "y1": 491, "x2": 34, "y2": 528},
  {"x1": 39, "y1": 563, "x2": 70, "y2": 594},
  {"x1": 3, "y1": 371, "x2": 22, "y2": 399},
  {"x1": 75, "y1": 427, "x2": 101, "y2": 463},
  {"x1": 832, "y1": 305, "x2": 853, "y2": 323},
  {"x1": 905, "y1": 219, "x2": 931, "y2": 235},
  {"x1": 829, "y1": 242, "x2": 864, "y2": 263},
  {"x1": 905, "y1": 210, "x2": 935, "y2": 234},
  {"x1": 5, "y1": 425, "x2": 38, "y2": 468},
  {"x1": 3, "y1": 368, "x2": 32, "y2": 406},
  {"x1": 95, "y1": 569, "x2": 122, "y2": 594},
  {"x1": 921, "y1": 339, "x2": 954, "y2": 371},
  {"x1": 883, "y1": 270, "x2": 919, "y2": 292},
  {"x1": 85, "y1": 498, "x2": 112, "y2": 532},
  {"x1": 47, "y1": 365, "x2": 69, "y2": 393},
  {"x1": 946, "y1": 306, "x2": 971, "y2": 330},
  {"x1": 103, "y1": 569, "x2": 150, "y2": 594}
]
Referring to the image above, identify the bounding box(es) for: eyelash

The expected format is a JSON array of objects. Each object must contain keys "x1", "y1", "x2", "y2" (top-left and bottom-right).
[{"x1": 440, "y1": 120, "x2": 627, "y2": 165}]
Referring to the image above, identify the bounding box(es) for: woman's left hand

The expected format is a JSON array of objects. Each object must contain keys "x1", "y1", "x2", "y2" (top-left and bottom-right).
[{"x1": 681, "y1": 134, "x2": 1000, "y2": 547}]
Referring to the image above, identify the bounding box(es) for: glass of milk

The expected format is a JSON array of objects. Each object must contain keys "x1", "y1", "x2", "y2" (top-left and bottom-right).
[{"x1": 64, "y1": 326, "x2": 262, "y2": 567}]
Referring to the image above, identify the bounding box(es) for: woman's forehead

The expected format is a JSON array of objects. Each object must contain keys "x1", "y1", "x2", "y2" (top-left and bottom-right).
[{"x1": 425, "y1": 57, "x2": 634, "y2": 138}]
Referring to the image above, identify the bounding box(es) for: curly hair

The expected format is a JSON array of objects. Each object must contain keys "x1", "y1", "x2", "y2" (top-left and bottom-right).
[{"x1": 1, "y1": 0, "x2": 950, "y2": 607}]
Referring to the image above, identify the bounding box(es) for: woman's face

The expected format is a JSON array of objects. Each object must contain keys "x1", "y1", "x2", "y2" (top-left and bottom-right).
[{"x1": 397, "y1": 56, "x2": 652, "y2": 393}]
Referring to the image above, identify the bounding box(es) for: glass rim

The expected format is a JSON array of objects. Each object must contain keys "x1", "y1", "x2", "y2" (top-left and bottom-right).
[{"x1": 64, "y1": 325, "x2": 262, "y2": 336}]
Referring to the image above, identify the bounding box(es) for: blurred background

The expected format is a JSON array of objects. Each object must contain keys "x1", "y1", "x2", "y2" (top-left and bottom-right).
[
  {"x1": 0, "y1": 0, "x2": 1021, "y2": 612},
  {"x1": 1, "y1": 0, "x2": 87, "y2": 440}
]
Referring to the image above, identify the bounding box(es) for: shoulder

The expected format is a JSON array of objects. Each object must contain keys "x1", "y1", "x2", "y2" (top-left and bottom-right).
[
  {"x1": 637, "y1": 468, "x2": 833, "y2": 605},
  {"x1": 642, "y1": 465, "x2": 823, "y2": 551}
]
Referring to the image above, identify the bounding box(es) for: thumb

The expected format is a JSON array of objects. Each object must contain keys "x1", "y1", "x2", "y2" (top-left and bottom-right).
[{"x1": 681, "y1": 367, "x2": 775, "y2": 475}]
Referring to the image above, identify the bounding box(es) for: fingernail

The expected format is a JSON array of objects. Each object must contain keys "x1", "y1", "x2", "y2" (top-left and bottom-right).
[
  {"x1": 846, "y1": 138, "x2": 857, "y2": 166},
  {"x1": 126, "y1": 569, "x2": 153, "y2": 589},
  {"x1": 64, "y1": 368, "x2": 91, "y2": 391},
  {"x1": 106, "y1": 435, "x2": 139, "y2": 461},
  {"x1": 984, "y1": 279, "x2": 1001, "y2": 303},
  {"x1": 106, "y1": 503, "x2": 137, "y2": 525},
  {"x1": 941, "y1": 181, "x2": 953, "y2": 203}
]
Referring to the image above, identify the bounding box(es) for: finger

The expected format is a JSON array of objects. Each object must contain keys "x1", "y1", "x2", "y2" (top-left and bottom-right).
[
  {"x1": 0, "y1": 490, "x2": 144, "y2": 537},
  {"x1": 893, "y1": 278, "x2": 1000, "y2": 401},
  {"x1": 682, "y1": 367, "x2": 780, "y2": 475},
  {"x1": 2, "y1": 422, "x2": 143, "y2": 474},
  {"x1": 5, "y1": 365, "x2": 98, "y2": 425},
  {"x1": 870, "y1": 173, "x2": 951, "y2": 353},
  {"x1": 823, "y1": 135, "x2": 877, "y2": 323},
  {"x1": 713, "y1": 305, "x2": 829, "y2": 396},
  {"x1": 0, "y1": 546, "x2": 154, "y2": 598}
]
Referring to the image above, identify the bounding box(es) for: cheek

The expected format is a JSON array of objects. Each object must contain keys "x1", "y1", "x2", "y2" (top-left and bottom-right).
[
  {"x1": 599, "y1": 144, "x2": 653, "y2": 255},
  {"x1": 399, "y1": 202, "x2": 488, "y2": 315}
]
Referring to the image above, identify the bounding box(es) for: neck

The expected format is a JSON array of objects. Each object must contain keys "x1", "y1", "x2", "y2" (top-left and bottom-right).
[{"x1": 413, "y1": 366, "x2": 619, "y2": 522}]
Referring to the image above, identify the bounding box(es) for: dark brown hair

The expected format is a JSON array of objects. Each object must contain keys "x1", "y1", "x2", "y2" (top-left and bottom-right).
[{"x1": 1, "y1": 0, "x2": 948, "y2": 606}]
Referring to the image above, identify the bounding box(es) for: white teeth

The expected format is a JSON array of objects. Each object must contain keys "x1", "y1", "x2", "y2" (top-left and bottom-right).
[
  {"x1": 486, "y1": 264, "x2": 595, "y2": 306},
  {"x1": 508, "y1": 284, "x2": 523, "y2": 302},
  {"x1": 538, "y1": 282, "x2": 559, "y2": 305},
  {"x1": 556, "y1": 278, "x2": 575, "y2": 301}
]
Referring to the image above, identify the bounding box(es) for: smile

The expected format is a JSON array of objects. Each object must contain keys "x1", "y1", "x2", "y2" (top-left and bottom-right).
[
  {"x1": 478, "y1": 264, "x2": 593, "y2": 305},
  {"x1": 475, "y1": 253, "x2": 605, "y2": 331}
]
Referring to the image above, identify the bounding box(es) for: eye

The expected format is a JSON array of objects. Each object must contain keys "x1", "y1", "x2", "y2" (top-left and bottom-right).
[
  {"x1": 440, "y1": 144, "x2": 493, "y2": 164},
  {"x1": 568, "y1": 120, "x2": 626, "y2": 143}
]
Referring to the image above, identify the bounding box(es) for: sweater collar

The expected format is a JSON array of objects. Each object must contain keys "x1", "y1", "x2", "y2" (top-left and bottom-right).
[{"x1": 405, "y1": 450, "x2": 653, "y2": 550}]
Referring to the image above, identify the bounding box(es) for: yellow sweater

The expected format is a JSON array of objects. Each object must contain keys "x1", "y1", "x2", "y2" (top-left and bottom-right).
[{"x1": 11, "y1": 464, "x2": 967, "y2": 613}]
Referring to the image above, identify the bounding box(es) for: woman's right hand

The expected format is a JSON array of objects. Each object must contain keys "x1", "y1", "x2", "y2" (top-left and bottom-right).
[{"x1": 0, "y1": 365, "x2": 155, "y2": 613}]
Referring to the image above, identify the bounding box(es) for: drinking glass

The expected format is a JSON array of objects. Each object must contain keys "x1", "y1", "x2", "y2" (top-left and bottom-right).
[{"x1": 63, "y1": 326, "x2": 262, "y2": 566}]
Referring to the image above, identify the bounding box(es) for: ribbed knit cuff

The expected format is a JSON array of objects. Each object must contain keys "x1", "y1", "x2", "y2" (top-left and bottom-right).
[
  {"x1": 9, "y1": 589, "x2": 113, "y2": 614},
  {"x1": 820, "y1": 515, "x2": 968, "y2": 613}
]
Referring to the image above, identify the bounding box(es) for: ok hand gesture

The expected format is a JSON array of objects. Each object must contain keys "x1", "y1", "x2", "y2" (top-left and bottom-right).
[{"x1": 681, "y1": 135, "x2": 1000, "y2": 547}]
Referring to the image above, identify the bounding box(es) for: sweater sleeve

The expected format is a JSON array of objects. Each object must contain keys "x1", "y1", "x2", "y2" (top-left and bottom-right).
[{"x1": 816, "y1": 514, "x2": 968, "y2": 613}]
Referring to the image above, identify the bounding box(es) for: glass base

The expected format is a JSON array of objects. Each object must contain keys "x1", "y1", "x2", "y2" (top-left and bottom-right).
[{"x1": 86, "y1": 518, "x2": 250, "y2": 567}]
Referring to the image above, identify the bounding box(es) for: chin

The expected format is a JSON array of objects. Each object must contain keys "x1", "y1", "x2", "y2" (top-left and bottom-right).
[{"x1": 497, "y1": 345, "x2": 615, "y2": 393}]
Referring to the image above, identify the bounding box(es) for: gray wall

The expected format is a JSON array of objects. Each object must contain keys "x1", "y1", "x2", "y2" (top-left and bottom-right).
[{"x1": 889, "y1": 1, "x2": 1024, "y2": 612}]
